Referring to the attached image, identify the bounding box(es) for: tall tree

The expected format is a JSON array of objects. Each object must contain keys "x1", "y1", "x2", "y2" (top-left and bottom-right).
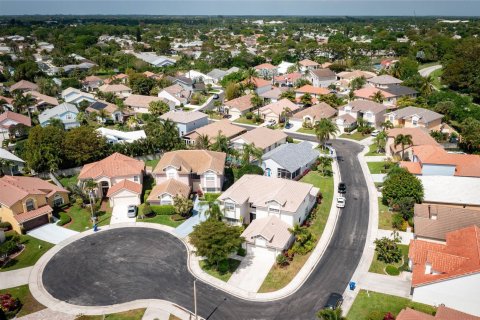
[
  {"x1": 371, "y1": 90, "x2": 385, "y2": 103},
  {"x1": 394, "y1": 134, "x2": 413, "y2": 160},
  {"x1": 63, "y1": 126, "x2": 107, "y2": 166},
  {"x1": 241, "y1": 143, "x2": 263, "y2": 166},
  {"x1": 194, "y1": 134, "x2": 211, "y2": 150},
  {"x1": 25, "y1": 125, "x2": 65, "y2": 173},
  {"x1": 314, "y1": 118, "x2": 339, "y2": 148}
]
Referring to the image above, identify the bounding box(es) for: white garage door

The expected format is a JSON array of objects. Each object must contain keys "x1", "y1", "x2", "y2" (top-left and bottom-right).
[
  {"x1": 112, "y1": 195, "x2": 139, "y2": 207},
  {"x1": 249, "y1": 244, "x2": 277, "y2": 260}
]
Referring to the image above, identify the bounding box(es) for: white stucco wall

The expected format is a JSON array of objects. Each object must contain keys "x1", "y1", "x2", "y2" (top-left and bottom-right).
[{"x1": 412, "y1": 273, "x2": 480, "y2": 316}]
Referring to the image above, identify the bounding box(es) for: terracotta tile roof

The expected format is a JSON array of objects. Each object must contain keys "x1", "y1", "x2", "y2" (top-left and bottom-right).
[
  {"x1": 10, "y1": 80, "x2": 38, "y2": 92},
  {"x1": 183, "y1": 119, "x2": 246, "y2": 142},
  {"x1": 243, "y1": 77, "x2": 272, "y2": 88},
  {"x1": 147, "y1": 179, "x2": 190, "y2": 201},
  {"x1": 291, "y1": 102, "x2": 337, "y2": 121},
  {"x1": 399, "y1": 161, "x2": 422, "y2": 175},
  {"x1": 435, "y1": 305, "x2": 480, "y2": 320},
  {"x1": 279, "y1": 72, "x2": 302, "y2": 82},
  {"x1": 232, "y1": 127, "x2": 287, "y2": 150},
  {"x1": 0, "y1": 95, "x2": 14, "y2": 105},
  {"x1": 106, "y1": 179, "x2": 142, "y2": 197},
  {"x1": 78, "y1": 153, "x2": 144, "y2": 180},
  {"x1": 387, "y1": 128, "x2": 439, "y2": 153},
  {"x1": 14, "y1": 205, "x2": 53, "y2": 223},
  {"x1": 337, "y1": 70, "x2": 376, "y2": 80},
  {"x1": 0, "y1": 111, "x2": 32, "y2": 128},
  {"x1": 154, "y1": 150, "x2": 226, "y2": 175},
  {"x1": 414, "y1": 204, "x2": 480, "y2": 241},
  {"x1": 241, "y1": 216, "x2": 293, "y2": 250},
  {"x1": 124, "y1": 94, "x2": 166, "y2": 109},
  {"x1": 295, "y1": 85, "x2": 330, "y2": 96},
  {"x1": 224, "y1": 94, "x2": 254, "y2": 112},
  {"x1": 0, "y1": 176, "x2": 68, "y2": 207},
  {"x1": 299, "y1": 59, "x2": 319, "y2": 67},
  {"x1": 396, "y1": 307, "x2": 435, "y2": 320},
  {"x1": 83, "y1": 75, "x2": 102, "y2": 83},
  {"x1": 354, "y1": 86, "x2": 395, "y2": 99},
  {"x1": 254, "y1": 63, "x2": 277, "y2": 70},
  {"x1": 260, "y1": 98, "x2": 299, "y2": 116},
  {"x1": 409, "y1": 225, "x2": 480, "y2": 287},
  {"x1": 28, "y1": 91, "x2": 59, "y2": 106}
]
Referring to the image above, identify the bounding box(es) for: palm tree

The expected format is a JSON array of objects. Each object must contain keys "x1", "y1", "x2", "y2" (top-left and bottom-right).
[
  {"x1": 195, "y1": 134, "x2": 211, "y2": 150},
  {"x1": 420, "y1": 75, "x2": 435, "y2": 96},
  {"x1": 280, "y1": 90, "x2": 296, "y2": 102},
  {"x1": 380, "y1": 120, "x2": 394, "y2": 131},
  {"x1": 241, "y1": 143, "x2": 263, "y2": 166},
  {"x1": 300, "y1": 93, "x2": 313, "y2": 107},
  {"x1": 250, "y1": 93, "x2": 263, "y2": 116},
  {"x1": 12, "y1": 91, "x2": 35, "y2": 115},
  {"x1": 83, "y1": 179, "x2": 98, "y2": 221},
  {"x1": 317, "y1": 156, "x2": 333, "y2": 176},
  {"x1": 371, "y1": 90, "x2": 385, "y2": 103},
  {"x1": 394, "y1": 134, "x2": 413, "y2": 160},
  {"x1": 98, "y1": 109, "x2": 108, "y2": 123},
  {"x1": 280, "y1": 107, "x2": 292, "y2": 124},
  {"x1": 348, "y1": 89, "x2": 355, "y2": 102},
  {"x1": 375, "y1": 131, "x2": 388, "y2": 153},
  {"x1": 244, "y1": 68, "x2": 257, "y2": 87},
  {"x1": 314, "y1": 118, "x2": 339, "y2": 148},
  {"x1": 211, "y1": 131, "x2": 230, "y2": 153}
]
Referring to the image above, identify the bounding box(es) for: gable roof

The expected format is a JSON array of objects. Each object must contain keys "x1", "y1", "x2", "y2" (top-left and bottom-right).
[
  {"x1": 10, "y1": 80, "x2": 38, "y2": 92},
  {"x1": 388, "y1": 106, "x2": 443, "y2": 124},
  {"x1": 106, "y1": 179, "x2": 142, "y2": 197},
  {"x1": 160, "y1": 110, "x2": 208, "y2": 123},
  {"x1": 254, "y1": 63, "x2": 277, "y2": 70},
  {"x1": 295, "y1": 85, "x2": 330, "y2": 96},
  {"x1": 0, "y1": 148, "x2": 24, "y2": 163},
  {"x1": 78, "y1": 153, "x2": 144, "y2": 180},
  {"x1": 260, "y1": 98, "x2": 299, "y2": 116},
  {"x1": 343, "y1": 100, "x2": 388, "y2": 114},
  {"x1": 183, "y1": 119, "x2": 246, "y2": 142},
  {"x1": 299, "y1": 59, "x2": 319, "y2": 67},
  {"x1": 354, "y1": 86, "x2": 395, "y2": 100},
  {"x1": 154, "y1": 150, "x2": 226, "y2": 175},
  {"x1": 38, "y1": 102, "x2": 79, "y2": 124},
  {"x1": 414, "y1": 203, "x2": 480, "y2": 242},
  {"x1": 224, "y1": 94, "x2": 255, "y2": 112},
  {"x1": 383, "y1": 85, "x2": 418, "y2": 97},
  {"x1": 241, "y1": 216, "x2": 293, "y2": 250},
  {"x1": 291, "y1": 102, "x2": 337, "y2": 121},
  {"x1": 262, "y1": 141, "x2": 319, "y2": 172},
  {"x1": 0, "y1": 175, "x2": 68, "y2": 207},
  {"x1": 124, "y1": 94, "x2": 169, "y2": 109},
  {"x1": 28, "y1": 91, "x2": 59, "y2": 106},
  {"x1": 368, "y1": 75, "x2": 403, "y2": 85},
  {"x1": 219, "y1": 174, "x2": 319, "y2": 213},
  {"x1": 337, "y1": 70, "x2": 376, "y2": 80},
  {"x1": 310, "y1": 68, "x2": 336, "y2": 79},
  {"x1": 232, "y1": 127, "x2": 287, "y2": 150},
  {"x1": 259, "y1": 87, "x2": 287, "y2": 100},
  {"x1": 409, "y1": 225, "x2": 480, "y2": 287},
  {"x1": 147, "y1": 179, "x2": 190, "y2": 201},
  {"x1": 99, "y1": 84, "x2": 132, "y2": 93},
  {"x1": 243, "y1": 77, "x2": 272, "y2": 88},
  {"x1": 0, "y1": 111, "x2": 31, "y2": 128},
  {"x1": 162, "y1": 84, "x2": 192, "y2": 103}
]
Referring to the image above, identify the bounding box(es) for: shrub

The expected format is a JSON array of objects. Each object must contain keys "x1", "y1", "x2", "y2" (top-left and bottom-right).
[
  {"x1": 139, "y1": 203, "x2": 153, "y2": 219},
  {"x1": 385, "y1": 265, "x2": 400, "y2": 276},
  {"x1": 0, "y1": 221, "x2": 12, "y2": 230},
  {"x1": 245, "y1": 112, "x2": 253, "y2": 120},
  {"x1": 374, "y1": 235, "x2": 402, "y2": 264},
  {"x1": 0, "y1": 236, "x2": 21, "y2": 257},
  {"x1": 237, "y1": 247, "x2": 246, "y2": 257},
  {"x1": 286, "y1": 136, "x2": 294, "y2": 143},
  {"x1": 74, "y1": 197, "x2": 83, "y2": 207},
  {"x1": 392, "y1": 213, "x2": 404, "y2": 230},
  {"x1": 204, "y1": 193, "x2": 221, "y2": 202},
  {"x1": 217, "y1": 259, "x2": 229, "y2": 274},
  {"x1": 171, "y1": 214, "x2": 185, "y2": 221},
  {"x1": 383, "y1": 312, "x2": 395, "y2": 320},
  {"x1": 383, "y1": 167, "x2": 424, "y2": 204},
  {"x1": 143, "y1": 190, "x2": 151, "y2": 203},
  {"x1": 57, "y1": 212, "x2": 71, "y2": 226},
  {"x1": 276, "y1": 254, "x2": 289, "y2": 267},
  {"x1": 0, "y1": 293, "x2": 21, "y2": 315},
  {"x1": 237, "y1": 164, "x2": 263, "y2": 180},
  {"x1": 151, "y1": 205, "x2": 175, "y2": 215}
]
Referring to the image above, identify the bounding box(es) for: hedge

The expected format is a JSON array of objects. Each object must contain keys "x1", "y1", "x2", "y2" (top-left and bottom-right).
[
  {"x1": 385, "y1": 265, "x2": 400, "y2": 276},
  {"x1": 151, "y1": 205, "x2": 175, "y2": 215},
  {"x1": 57, "y1": 212, "x2": 72, "y2": 226}
]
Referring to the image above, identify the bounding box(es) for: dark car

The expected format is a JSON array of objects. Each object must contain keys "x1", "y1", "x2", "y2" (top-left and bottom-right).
[
  {"x1": 213, "y1": 94, "x2": 220, "y2": 99},
  {"x1": 324, "y1": 293, "x2": 344, "y2": 310},
  {"x1": 338, "y1": 182, "x2": 346, "y2": 194},
  {"x1": 223, "y1": 114, "x2": 232, "y2": 119}
]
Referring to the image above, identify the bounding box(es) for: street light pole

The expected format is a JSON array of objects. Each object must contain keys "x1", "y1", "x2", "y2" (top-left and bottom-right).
[{"x1": 194, "y1": 279, "x2": 198, "y2": 320}]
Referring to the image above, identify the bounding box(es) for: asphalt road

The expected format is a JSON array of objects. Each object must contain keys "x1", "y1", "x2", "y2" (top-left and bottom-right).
[
  {"x1": 42, "y1": 139, "x2": 369, "y2": 320},
  {"x1": 418, "y1": 64, "x2": 442, "y2": 77}
]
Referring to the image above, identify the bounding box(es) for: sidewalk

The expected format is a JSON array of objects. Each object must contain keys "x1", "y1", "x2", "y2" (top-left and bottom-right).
[
  {"x1": 365, "y1": 156, "x2": 387, "y2": 162},
  {"x1": 377, "y1": 229, "x2": 414, "y2": 246},
  {"x1": 357, "y1": 272, "x2": 411, "y2": 298},
  {"x1": 0, "y1": 266, "x2": 32, "y2": 290}
]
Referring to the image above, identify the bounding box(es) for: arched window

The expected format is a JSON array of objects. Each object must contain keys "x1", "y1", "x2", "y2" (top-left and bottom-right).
[{"x1": 26, "y1": 198, "x2": 35, "y2": 212}]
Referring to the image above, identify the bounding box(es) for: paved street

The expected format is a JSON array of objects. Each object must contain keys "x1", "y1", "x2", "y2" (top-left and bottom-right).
[
  {"x1": 41, "y1": 139, "x2": 369, "y2": 320},
  {"x1": 419, "y1": 64, "x2": 442, "y2": 77}
]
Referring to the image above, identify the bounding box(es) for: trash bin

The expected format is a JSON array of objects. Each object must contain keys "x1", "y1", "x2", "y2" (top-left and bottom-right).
[{"x1": 349, "y1": 281, "x2": 356, "y2": 291}]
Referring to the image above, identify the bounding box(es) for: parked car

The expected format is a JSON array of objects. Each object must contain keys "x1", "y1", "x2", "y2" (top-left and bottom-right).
[
  {"x1": 371, "y1": 130, "x2": 380, "y2": 137},
  {"x1": 336, "y1": 196, "x2": 346, "y2": 208},
  {"x1": 213, "y1": 94, "x2": 220, "y2": 99},
  {"x1": 338, "y1": 182, "x2": 346, "y2": 194},
  {"x1": 127, "y1": 205, "x2": 137, "y2": 218},
  {"x1": 223, "y1": 114, "x2": 232, "y2": 119},
  {"x1": 324, "y1": 293, "x2": 344, "y2": 310},
  {"x1": 268, "y1": 119, "x2": 277, "y2": 125}
]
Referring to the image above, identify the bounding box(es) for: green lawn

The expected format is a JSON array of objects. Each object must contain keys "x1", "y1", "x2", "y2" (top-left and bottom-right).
[
  {"x1": 138, "y1": 214, "x2": 185, "y2": 228},
  {"x1": 378, "y1": 198, "x2": 393, "y2": 230},
  {"x1": 0, "y1": 285, "x2": 46, "y2": 318},
  {"x1": 75, "y1": 309, "x2": 146, "y2": 320},
  {"x1": 0, "y1": 232, "x2": 54, "y2": 272},
  {"x1": 347, "y1": 290, "x2": 436, "y2": 320},
  {"x1": 145, "y1": 158, "x2": 160, "y2": 169},
  {"x1": 366, "y1": 144, "x2": 385, "y2": 156},
  {"x1": 259, "y1": 171, "x2": 334, "y2": 292},
  {"x1": 369, "y1": 244, "x2": 409, "y2": 275},
  {"x1": 340, "y1": 132, "x2": 368, "y2": 141},
  {"x1": 62, "y1": 205, "x2": 93, "y2": 232},
  {"x1": 58, "y1": 174, "x2": 78, "y2": 187},
  {"x1": 296, "y1": 127, "x2": 316, "y2": 135},
  {"x1": 96, "y1": 205, "x2": 112, "y2": 227},
  {"x1": 234, "y1": 117, "x2": 261, "y2": 126},
  {"x1": 368, "y1": 162, "x2": 388, "y2": 174},
  {"x1": 199, "y1": 258, "x2": 241, "y2": 282}
]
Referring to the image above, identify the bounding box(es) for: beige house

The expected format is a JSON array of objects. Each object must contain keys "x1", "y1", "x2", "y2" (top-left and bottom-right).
[
  {"x1": 182, "y1": 119, "x2": 246, "y2": 145},
  {"x1": 385, "y1": 106, "x2": 443, "y2": 131},
  {"x1": 386, "y1": 128, "x2": 439, "y2": 159},
  {"x1": 290, "y1": 102, "x2": 337, "y2": 126},
  {"x1": 98, "y1": 84, "x2": 132, "y2": 98},
  {"x1": 150, "y1": 150, "x2": 226, "y2": 204},
  {"x1": 124, "y1": 94, "x2": 175, "y2": 114},
  {"x1": 223, "y1": 94, "x2": 255, "y2": 118},
  {"x1": 231, "y1": 127, "x2": 288, "y2": 154},
  {"x1": 259, "y1": 98, "x2": 299, "y2": 123},
  {"x1": 0, "y1": 176, "x2": 69, "y2": 233}
]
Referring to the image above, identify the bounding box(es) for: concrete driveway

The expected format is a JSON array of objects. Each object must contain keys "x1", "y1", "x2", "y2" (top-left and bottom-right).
[
  {"x1": 110, "y1": 205, "x2": 136, "y2": 225},
  {"x1": 27, "y1": 224, "x2": 78, "y2": 245},
  {"x1": 227, "y1": 248, "x2": 275, "y2": 292}
]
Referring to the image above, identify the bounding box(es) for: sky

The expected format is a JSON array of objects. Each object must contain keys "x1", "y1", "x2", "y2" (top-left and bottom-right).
[{"x1": 1, "y1": 0, "x2": 480, "y2": 16}]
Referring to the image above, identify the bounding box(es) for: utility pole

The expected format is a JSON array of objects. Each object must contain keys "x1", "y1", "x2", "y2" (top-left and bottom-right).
[{"x1": 194, "y1": 279, "x2": 198, "y2": 320}]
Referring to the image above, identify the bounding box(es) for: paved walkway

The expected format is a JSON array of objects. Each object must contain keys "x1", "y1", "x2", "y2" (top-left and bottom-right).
[
  {"x1": 377, "y1": 229, "x2": 414, "y2": 245},
  {"x1": 365, "y1": 155, "x2": 387, "y2": 162},
  {"x1": 110, "y1": 205, "x2": 136, "y2": 225},
  {"x1": 0, "y1": 266, "x2": 32, "y2": 289},
  {"x1": 17, "y1": 308, "x2": 75, "y2": 320},
  {"x1": 227, "y1": 250, "x2": 274, "y2": 293},
  {"x1": 357, "y1": 272, "x2": 411, "y2": 298},
  {"x1": 371, "y1": 173, "x2": 386, "y2": 183},
  {"x1": 27, "y1": 224, "x2": 79, "y2": 245}
]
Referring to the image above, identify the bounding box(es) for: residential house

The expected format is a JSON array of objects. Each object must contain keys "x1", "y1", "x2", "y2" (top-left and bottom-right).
[
  {"x1": 160, "y1": 110, "x2": 209, "y2": 136},
  {"x1": 78, "y1": 153, "x2": 145, "y2": 206},
  {"x1": 183, "y1": 119, "x2": 246, "y2": 145},
  {"x1": 0, "y1": 95, "x2": 14, "y2": 111},
  {"x1": 243, "y1": 77, "x2": 272, "y2": 95},
  {"x1": 335, "y1": 114, "x2": 357, "y2": 133},
  {"x1": 295, "y1": 84, "x2": 330, "y2": 99},
  {"x1": 0, "y1": 175, "x2": 69, "y2": 233},
  {"x1": 143, "y1": 71, "x2": 161, "y2": 80},
  {"x1": 355, "y1": 85, "x2": 417, "y2": 106},
  {"x1": 418, "y1": 175, "x2": 480, "y2": 208},
  {"x1": 385, "y1": 128, "x2": 439, "y2": 159},
  {"x1": 103, "y1": 73, "x2": 128, "y2": 85},
  {"x1": 299, "y1": 59, "x2": 320, "y2": 74},
  {"x1": 336, "y1": 70, "x2": 376, "y2": 90},
  {"x1": 413, "y1": 203, "x2": 480, "y2": 242},
  {"x1": 307, "y1": 68, "x2": 336, "y2": 88},
  {"x1": 0, "y1": 111, "x2": 31, "y2": 142},
  {"x1": 219, "y1": 174, "x2": 319, "y2": 227},
  {"x1": 132, "y1": 52, "x2": 176, "y2": 67},
  {"x1": 38, "y1": 102, "x2": 80, "y2": 129},
  {"x1": 397, "y1": 306, "x2": 480, "y2": 320},
  {"x1": 262, "y1": 141, "x2": 319, "y2": 179},
  {"x1": 259, "y1": 98, "x2": 299, "y2": 124},
  {"x1": 409, "y1": 225, "x2": 480, "y2": 316},
  {"x1": 367, "y1": 75, "x2": 403, "y2": 88},
  {"x1": 184, "y1": 70, "x2": 215, "y2": 85},
  {"x1": 231, "y1": 127, "x2": 288, "y2": 155},
  {"x1": 158, "y1": 84, "x2": 191, "y2": 106},
  {"x1": 254, "y1": 63, "x2": 278, "y2": 79},
  {"x1": 124, "y1": 94, "x2": 175, "y2": 114},
  {"x1": 338, "y1": 100, "x2": 388, "y2": 128},
  {"x1": 0, "y1": 148, "x2": 25, "y2": 174},
  {"x1": 96, "y1": 128, "x2": 146, "y2": 144},
  {"x1": 274, "y1": 72, "x2": 302, "y2": 87},
  {"x1": 290, "y1": 102, "x2": 337, "y2": 127},
  {"x1": 400, "y1": 144, "x2": 480, "y2": 178},
  {"x1": 223, "y1": 94, "x2": 255, "y2": 118},
  {"x1": 385, "y1": 106, "x2": 443, "y2": 131},
  {"x1": 61, "y1": 88, "x2": 96, "y2": 106},
  {"x1": 9, "y1": 80, "x2": 38, "y2": 92},
  {"x1": 149, "y1": 150, "x2": 226, "y2": 204},
  {"x1": 98, "y1": 84, "x2": 132, "y2": 98},
  {"x1": 26, "y1": 91, "x2": 59, "y2": 112},
  {"x1": 82, "y1": 75, "x2": 103, "y2": 92},
  {"x1": 86, "y1": 101, "x2": 123, "y2": 123},
  {"x1": 206, "y1": 69, "x2": 227, "y2": 83}
]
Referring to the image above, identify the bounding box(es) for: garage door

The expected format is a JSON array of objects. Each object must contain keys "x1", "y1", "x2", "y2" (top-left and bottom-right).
[
  {"x1": 23, "y1": 214, "x2": 49, "y2": 231},
  {"x1": 249, "y1": 244, "x2": 277, "y2": 260},
  {"x1": 112, "y1": 196, "x2": 139, "y2": 207}
]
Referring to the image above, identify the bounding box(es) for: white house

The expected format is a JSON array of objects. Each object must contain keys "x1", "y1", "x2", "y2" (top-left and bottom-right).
[
  {"x1": 96, "y1": 128, "x2": 146, "y2": 144},
  {"x1": 184, "y1": 70, "x2": 215, "y2": 85},
  {"x1": 158, "y1": 84, "x2": 191, "y2": 106},
  {"x1": 61, "y1": 87, "x2": 96, "y2": 105},
  {"x1": 338, "y1": 100, "x2": 388, "y2": 128},
  {"x1": 38, "y1": 103, "x2": 80, "y2": 129}
]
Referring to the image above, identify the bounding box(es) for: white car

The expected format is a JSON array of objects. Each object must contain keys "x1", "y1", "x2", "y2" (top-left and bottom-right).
[
  {"x1": 371, "y1": 130, "x2": 380, "y2": 137},
  {"x1": 336, "y1": 196, "x2": 346, "y2": 208}
]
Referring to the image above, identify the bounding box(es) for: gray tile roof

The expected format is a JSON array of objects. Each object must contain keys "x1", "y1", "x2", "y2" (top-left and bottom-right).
[
  {"x1": 207, "y1": 68, "x2": 227, "y2": 79},
  {"x1": 38, "y1": 102, "x2": 79, "y2": 124},
  {"x1": 383, "y1": 85, "x2": 417, "y2": 96},
  {"x1": 262, "y1": 141, "x2": 319, "y2": 172},
  {"x1": 388, "y1": 106, "x2": 442, "y2": 124}
]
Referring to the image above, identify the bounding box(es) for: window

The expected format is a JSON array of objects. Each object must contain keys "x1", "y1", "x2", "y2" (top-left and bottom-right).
[
  {"x1": 53, "y1": 194, "x2": 64, "y2": 207},
  {"x1": 167, "y1": 171, "x2": 176, "y2": 179},
  {"x1": 134, "y1": 176, "x2": 139, "y2": 182},
  {"x1": 205, "y1": 174, "x2": 215, "y2": 181},
  {"x1": 225, "y1": 202, "x2": 235, "y2": 211},
  {"x1": 205, "y1": 188, "x2": 216, "y2": 193},
  {"x1": 278, "y1": 168, "x2": 292, "y2": 179},
  {"x1": 389, "y1": 115, "x2": 395, "y2": 122},
  {"x1": 269, "y1": 206, "x2": 280, "y2": 214},
  {"x1": 26, "y1": 199, "x2": 35, "y2": 212},
  {"x1": 412, "y1": 117, "x2": 419, "y2": 126}
]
